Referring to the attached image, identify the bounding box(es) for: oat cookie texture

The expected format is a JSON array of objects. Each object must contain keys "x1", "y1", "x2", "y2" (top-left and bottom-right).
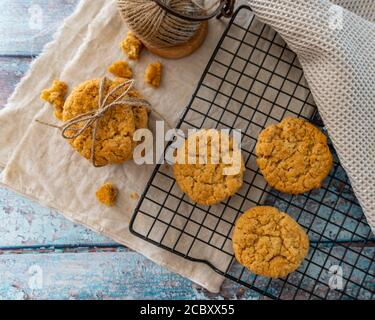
[
  {"x1": 145, "y1": 62, "x2": 162, "y2": 88},
  {"x1": 120, "y1": 31, "x2": 143, "y2": 60},
  {"x1": 233, "y1": 206, "x2": 310, "y2": 278},
  {"x1": 63, "y1": 78, "x2": 149, "y2": 166},
  {"x1": 173, "y1": 129, "x2": 245, "y2": 205},
  {"x1": 108, "y1": 60, "x2": 133, "y2": 78},
  {"x1": 256, "y1": 117, "x2": 333, "y2": 194}
]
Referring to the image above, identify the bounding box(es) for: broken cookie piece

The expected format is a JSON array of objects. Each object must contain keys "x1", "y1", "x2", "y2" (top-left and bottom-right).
[
  {"x1": 108, "y1": 60, "x2": 133, "y2": 78},
  {"x1": 96, "y1": 183, "x2": 118, "y2": 207},
  {"x1": 40, "y1": 80, "x2": 68, "y2": 120},
  {"x1": 120, "y1": 31, "x2": 143, "y2": 60},
  {"x1": 145, "y1": 62, "x2": 162, "y2": 88}
]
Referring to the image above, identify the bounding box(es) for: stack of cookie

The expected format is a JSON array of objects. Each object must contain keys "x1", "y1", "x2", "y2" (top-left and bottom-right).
[
  {"x1": 63, "y1": 78, "x2": 150, "y2": 167},
  {"x1": 172, "y1": 117, "x2": 333, "y2": 278},
  {"x1": 40, "y1": 32, "x2": 165, "y2": 207},
  {"x1": 40, "y1": 32, "x2": 161, "y2": 168}
]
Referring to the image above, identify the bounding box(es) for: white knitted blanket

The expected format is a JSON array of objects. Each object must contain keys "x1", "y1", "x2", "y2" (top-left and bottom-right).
[{"x1": 247, "y1": 0, "x2": 375, "y2": 231}]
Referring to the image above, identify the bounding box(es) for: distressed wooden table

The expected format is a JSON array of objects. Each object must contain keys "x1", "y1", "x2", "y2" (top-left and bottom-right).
[{"x1": 0, "y1": 0, "x2": 372, "y2": 300}]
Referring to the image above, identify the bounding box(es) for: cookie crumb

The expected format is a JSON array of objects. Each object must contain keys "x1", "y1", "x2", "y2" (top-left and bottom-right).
[
  {"x1": 145, "y1": 62, "x2": 162, "y2": 88},
  {"x1": 40, "y1": 80, "x2": 68, "y2": 120},
  {"x1": 108, "y1": 61, "x2": 133, "y2": 78},
  {"x1": 120, "y1": 32, "x2": 143, "y2": 60},
  {"x1": 130, "y1": 192, "x2": 139, "y2": 200},
  {"x1": 96, "y1": 183, "x2": 118, "y2": 207}
]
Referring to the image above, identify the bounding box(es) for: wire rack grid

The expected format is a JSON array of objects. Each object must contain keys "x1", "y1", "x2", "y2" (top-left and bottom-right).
[{"x1": 130, "y1": 6, "x2": 375, "y2": 300}]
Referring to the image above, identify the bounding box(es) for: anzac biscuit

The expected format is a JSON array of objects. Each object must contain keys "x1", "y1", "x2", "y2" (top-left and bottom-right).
[
  {"x1": 63, "y1": 78, "x2": 149, "y2": 166},
  {"x1": 173, "y1": 129, "x2": 245, "y2": 205},
  {"x1": 256, "y1": 117, "x2": 333, "y2": 194},
  {"x1": 233, "y1": 206, "x2": 310, "y2": 278}
]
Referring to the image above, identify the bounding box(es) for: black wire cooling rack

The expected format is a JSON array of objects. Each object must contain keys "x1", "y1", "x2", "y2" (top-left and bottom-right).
[{"x1": 130, "y1": 6, "x2": 375, "y2": 300}]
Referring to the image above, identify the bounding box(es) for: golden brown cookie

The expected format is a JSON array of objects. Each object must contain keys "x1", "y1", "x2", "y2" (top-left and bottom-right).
[
  {"x1": 120, "y1": 31, "x2": 143, "y2": 60},
  {"x1": 63, "y1": 78, "x2": 149, "y2": 166},
  {"x1": 256, "y1": 117, "x2": 333, "y2": 194},
  {"x1": 108, "y1": 60, "x2": 133, "y2": 78},
  {"x1": 40, "y1": 80, "x2": 68, "y2": 120},
  {"x1": 173, "y1": 129, "x2": 245, "y2": 205},
  {"x1": 145, "y1": 62, "x2": 162, "y2": 88},
  {"x1": 96, "y1": 183, "x2": 118, "y2": 207},
  {"x1": 233, "y1": 206, "x2": 310, "y2": 278}
]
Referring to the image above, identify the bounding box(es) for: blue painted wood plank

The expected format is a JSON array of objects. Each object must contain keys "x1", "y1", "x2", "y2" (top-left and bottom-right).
[
  {"x1": 0, "y1": 57, "x2": 31, "y2": 108},
  {"x1": 0, "y1": 250, "x2": 259, "y2": 300},
  {"x1": 0, "y1": 186, "x2": 116, "y2": 247},
  {"x1": 0, "y1": 0, "x2": 78, "y2": 56}
]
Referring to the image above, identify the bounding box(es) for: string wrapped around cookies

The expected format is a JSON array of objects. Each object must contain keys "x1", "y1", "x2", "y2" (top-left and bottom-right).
[
  {"x1": 61, "y1": 78, "x2": 151, "y2": 167},
  {"x1": 38, "y1": 77, "x2": 151, "y2": 168}
]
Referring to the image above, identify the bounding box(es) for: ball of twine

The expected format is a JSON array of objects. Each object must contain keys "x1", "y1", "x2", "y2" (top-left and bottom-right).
[{"x1": 117, "y1": 0, "x2": 204, "y2": 48}]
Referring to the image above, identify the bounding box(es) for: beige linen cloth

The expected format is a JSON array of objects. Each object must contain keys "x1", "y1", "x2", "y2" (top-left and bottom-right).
[{"x1": 0, "y1": 0, "x2": 373, "y2": 293}]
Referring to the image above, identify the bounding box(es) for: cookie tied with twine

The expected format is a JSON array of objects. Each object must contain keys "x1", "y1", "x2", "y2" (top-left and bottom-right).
[
  {"x1": 37, "y1": 77, "x2": 151, "y2": 168},
  {"x1": 117, "y1": 0, "x2": 209, "y2": 59}
]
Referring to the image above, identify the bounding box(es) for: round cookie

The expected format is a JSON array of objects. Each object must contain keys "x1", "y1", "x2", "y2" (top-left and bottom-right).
[
  {"x1": 256, "y1": 117, "x2": 333, "y2": 194},
  {"x1": 173, "y1": 129, "x2": 245, "y2": 205},
  {"x1": 232, "y1": 206, "x2": 309, "y2": 278},
  {"x1": 63, "y1": 78, "x2": 149, "y2": 167}
]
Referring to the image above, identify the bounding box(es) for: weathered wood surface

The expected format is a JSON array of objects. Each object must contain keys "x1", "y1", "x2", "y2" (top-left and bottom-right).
[
  {"x1": 0, "y1": 0, "x2": 77, "y2": 56},
  {"x1": 0, "y1": 0, "x2": 373, "y2": 300},
  {"x1": 0, "y1": 186, "x2": 114, "y2": 247},
  {"x1": 0, "y1": 57, "x2": 31, "y2": 107},
  {"x1": 0, "y1": 184, "x2": 260, "y2": 300},
  {"x1": 0, "y1": 249, "x2": 258, "y2": 300}
]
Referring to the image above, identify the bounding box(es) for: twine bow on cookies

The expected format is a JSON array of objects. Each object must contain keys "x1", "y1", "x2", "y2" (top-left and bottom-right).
[{"x1": 38, "y1": 77, "x2": 151, "y2": 168}]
